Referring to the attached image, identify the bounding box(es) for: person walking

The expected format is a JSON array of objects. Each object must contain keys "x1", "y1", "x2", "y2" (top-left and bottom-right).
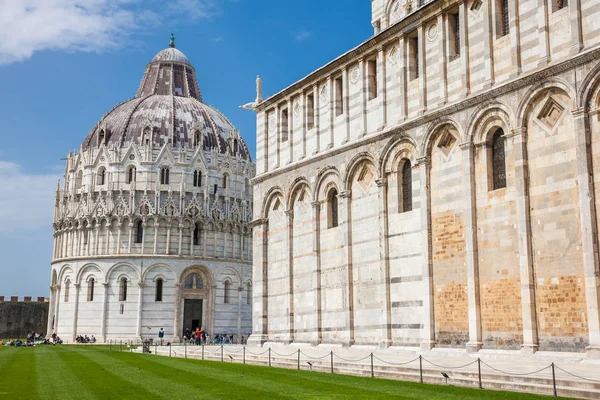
[{"x1": 158, "y1": 328, "x2": 165, "y2": 346}]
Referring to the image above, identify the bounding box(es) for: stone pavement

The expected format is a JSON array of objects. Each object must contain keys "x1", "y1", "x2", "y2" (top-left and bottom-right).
[{"x1": 143, "y1": 344, "x2": 600, "y2": 399}]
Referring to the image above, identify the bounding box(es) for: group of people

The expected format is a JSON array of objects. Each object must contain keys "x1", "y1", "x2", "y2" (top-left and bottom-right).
[
  {"x1": 181, "y1": 328, "x2": 249, "y2": 345},
  {"x1": 75, "y1": 335, "x2": 97, "y2": 344},
  {"x1": 0, "y1": 330, "x2": 61, "y2": 347}
]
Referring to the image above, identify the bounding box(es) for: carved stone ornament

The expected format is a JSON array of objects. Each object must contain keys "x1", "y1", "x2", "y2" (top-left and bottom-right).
[
  {"x1": 349, "y1": 66, "x2": 360, "y2": 84},
  {"x1": 268, "y1": 113, "x2": 276, "y2": 133},
  {"x1": 320, "y1": 84, "x2": 328, "y2": 103},
  {"x1": 427, "y1": 23, "x2": 438, "y2": 42},
  {"x1": 293, "y1": 101, "x2": 301, "y2": 118},
  {"x1": 387, "y1": 46, "x2": 399, "y2": 65}
]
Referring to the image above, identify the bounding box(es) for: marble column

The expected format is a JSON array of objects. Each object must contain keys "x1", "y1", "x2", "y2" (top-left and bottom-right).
[
  {"x1": 417, "y1": 156, "x2": 435, "y2": 350},
  {"x1": 136, "y1": 282, "x2": 144, "y2": 338},
  {"x1": 460, "y1": 142, "x2": 482, "y2": 352},
  {"x1": 511, "y1": 127, "x2": 539, "y2": 354},
  {"x1": 172, "y1": 283, "x2": 182, "y2": 343},
  {"x1": 569, "y1": 0, "x2": 584, "y2": 55},
  {"x1": 340, "y1": 189, "x2": 355, "y2": 347},
  {"x1": 100, "y1": 282, "x2": 109, "y2": 341},
  {"x1": 285, "y1": 209, "x2": 295, "y2": 344},
  {"x1": 376, "y1": 178, "x2": 392, "y2": 347},
  {"x1": 482, "y1": 0, "x2": 496, "y2": 86},
  {"x1": 537, "y1": 0, "x2": 551, "y2": 67},
  {"x1": 459, "y1": 1, "x2": 470, "y2": 97},
  {"x1": 311, "y1": 201, "x2": 322, "y2": 345},
  {"x1": 72, "y1": 283, "x2": 81, "y2": 342},
  {"x1": 572, "y1": 109, "x2": 600, "y2": 357},
  {"x1": 248, "y1": 218, "x2": 269, "y2": 346}
]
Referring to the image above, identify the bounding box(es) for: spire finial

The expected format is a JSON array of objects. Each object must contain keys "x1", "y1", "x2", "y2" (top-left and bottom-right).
[{"x1": 169, "y1": 33, "x2": 176, "y2": 48}]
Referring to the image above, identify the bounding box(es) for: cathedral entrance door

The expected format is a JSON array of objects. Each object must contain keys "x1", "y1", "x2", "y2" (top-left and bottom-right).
[{"x1": 183, "y1": 299, "x2": 203, "y2": 336}]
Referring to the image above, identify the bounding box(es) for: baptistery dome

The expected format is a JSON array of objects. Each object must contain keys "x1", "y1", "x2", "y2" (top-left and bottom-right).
[{"x1": 48, "y1": 37, "x2": 254, "y2": 344}]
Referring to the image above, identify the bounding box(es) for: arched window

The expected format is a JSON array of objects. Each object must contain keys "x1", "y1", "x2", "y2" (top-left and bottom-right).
[
  {"x1": 327, "y1": 188, "x2": 339, "y2": 229},
  {"x1": 222, "y1": 174, "x2": 228, "y2": 189},
  {"x1": 119, "y1": 277, "x2": 127, "y2": 301},
  {"x1": 135, "y1": 221, "x2": 143, "y2": 244},
  {"x1": 193, "y1": 223, "x2": 200, "y2": 246},
  {"x1": 401, "y1": 160, "x2": 413, "y2": 213},
  {"x1": 64, "y1": 279, "x2": 70, "y2": 302},
  {"x1": 155, "y1": 278, "x2": 163, "y2": 302},
  {"x1": 160, "y1": 167, "x2": 170, "y2": 185},
  {"x1": 246, "y1": 281, "x2": 252, "y2": 305},
  {"x1": 87, "y1": 278, "x2": 95, "y2": 302},
  {"x1": 193, "y1": 170, "x2": 202, "y2": 187},
  {"x1": 127, "y1": 166, "x2": 136, "y2": 184},
  {"x1": 224, "y1": 280, "x2": 231, "y2": 304},
  {"x1": 97, "y1": 167, "x2": 106, "y2": 186},
  {"x1": 491, "y1": 129, "x2": 507, "y2": 190},
  {"x1": 184, "y1": 273, "x2": 204, "y2": 289},
  {"x1": 76, "y1": 170, "x2": 83, "y2": 189}
]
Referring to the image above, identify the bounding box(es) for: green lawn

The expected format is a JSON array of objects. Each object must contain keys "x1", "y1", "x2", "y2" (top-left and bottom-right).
[{"x1": 0, "y1": 346, "x2": 569, "y2": 400}]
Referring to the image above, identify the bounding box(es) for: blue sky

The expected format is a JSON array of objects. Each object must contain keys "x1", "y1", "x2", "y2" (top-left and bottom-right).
[{"x1": 0, "y1": 0, "x2": 372, "y2": 297}]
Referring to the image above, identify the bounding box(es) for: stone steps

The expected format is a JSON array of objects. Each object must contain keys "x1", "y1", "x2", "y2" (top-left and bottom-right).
[{"x1": 150, "y1": 347, "x2": 600, "y2": 399}]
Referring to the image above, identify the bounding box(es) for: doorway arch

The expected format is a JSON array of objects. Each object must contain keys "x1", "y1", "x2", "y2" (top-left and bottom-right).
[{"x1": 175, "y1": 266, "x2": 215, "y2": 342}]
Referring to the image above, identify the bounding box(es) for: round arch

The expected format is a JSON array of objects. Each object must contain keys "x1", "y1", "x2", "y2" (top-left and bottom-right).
[
  {"x1": 465, "y1": 102, "x2": 514, "y2": 145},
  {"x1": 380, "y1": 136, "x2": 419, "y2": 176},
  {"x1": 287, "y1": 177, "x2": 312, "y2": 211},
  {"x1": 313, "y1": 166, "x2": 342, "y2": 203},
  {"x1": 420, "y1": 118, "x2": 464, "y2": 157},
  {"x1": 343, "y1": 151, "x2": 377, "y2": 190},
  {"x1": 516, "y1": 78, "x2": 576, "y2": 127}
]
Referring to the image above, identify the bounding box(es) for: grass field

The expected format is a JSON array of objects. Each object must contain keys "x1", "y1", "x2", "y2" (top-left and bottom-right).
[{"x1": 0, "y1": 345, "x2": 572, "y2": 400}]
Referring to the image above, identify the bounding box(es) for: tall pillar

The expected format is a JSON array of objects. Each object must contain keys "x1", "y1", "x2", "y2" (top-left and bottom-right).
[
  {"x1": 136, "y1": 282, "x2": 144, "y2": 338},
  {"x1": 376, "y1": 178, "x2": 392, "y2": 347},
  {"x1": 508, "y1": 0, "x2": 522, "y2": 77},
  {"x1": 72, "y1": 283, "x2": 81, "y2": 342},
  {"x1": 313, "y1": 84, "x2": 320, "y2": 155},
  {"x1": 417, "y1": 156, "x2": 435, "y2": 350},
  {"x1": 378, "y1": 46, "x2": 387, "y2": 129},
  {"x1": 459, "y1": 2, "x2": 470, "y2": 97},
  {"x1": 285, "y1": 209, "x2": 295, "y2": 344},
  {"x1": 569, "y1": 0, "x2": 584, "y2": 55},
  {"x1": 248, "y1": 218, "x2": 269, "y2": 346},
  {"x1": 572, "y1": 109, "x2": 600, "y2": 357},
  {"x1": 460, "y1": 142, "x2": 482, "y2": 352},
  {"x1": 311, "y1": 201, "x2": 322, "y2": 345},
  {"x1": 537, "y1": 0, "x2": 551, "y2": 66},
  {"x1": 237, "y1": 286, "x2": 243, "y2": 341},
  {"x1": 342, "y1": 66, "x2": 350, "y2": 144},
  {"x1": 141, "y1": 222, "x2": 146, "y2": 255},
  {"x1": 417, "y1": 23, "x2": 427, "y2": 113},
  {"x1": 482, "y1": 0, "x2": 495, "y2": 86},
  {"x1": 178, "y1": 223, "x2": 183, "y2": 255},
  {"x1": 53, "y1": 285, "x2": 61, "y2": 335},
  {"x1": 398, "y1": 36, "x2": 408, "y2": 122},
  {"x1": 116, "y1": 220, "x2": 122, "y2": 255},
  {"x1": 327, "y1": 76, "x2": 334, "y2": 149},
  {"x1": 100, "y1": 282, "x2": 109, "y2": 341},
  {"x1": 127, "y1": 223, "x2": 133, "y2": 254},
  {"x1": 287, "y1": 98, "x2": 293, "y2": 164},
  {"x1": 275, "y1": 104, "x2": 281, "y2": 168},
  {"x1": 340, "y1": 189, "x2": 354, "y2": 347},
  {"x1": 153, "y1": 222, "x2": 159, "y2": 254},
  {"x1": 437, "y1": 12, "x2": 447, "y2": 107},
  {"x1": 172, "y1": 283, "x2": 182, "y2": 343},
  {"x1": 511, "y1": 127, "x2": 539, "y2": 354},
  {"x1": 359, "y1": 58, "x2": 367, "y2": 136}
]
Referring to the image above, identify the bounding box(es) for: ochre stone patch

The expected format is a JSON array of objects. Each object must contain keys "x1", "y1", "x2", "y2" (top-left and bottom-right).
[
  {"x1": 432, "y1": 212, "x2": 465, "y2": 261},
  {"x1": 536, "y1": 275, "x2": 588, "y2": 350},
  {"x1": 480, "y1": 277, "x2": 523, "y2": 349},
  {"x1": 434, "y1": 282, "x2": 469, "y2": 347}
]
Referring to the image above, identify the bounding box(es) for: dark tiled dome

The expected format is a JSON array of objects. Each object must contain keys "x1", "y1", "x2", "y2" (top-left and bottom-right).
[{"x1": 80, "y1": 37, "x2": 250, "y2": 160}]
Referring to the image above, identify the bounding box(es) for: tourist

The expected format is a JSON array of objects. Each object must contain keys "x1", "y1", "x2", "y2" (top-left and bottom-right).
[
  {"x1": 158, "y1": 327, "x2": 165, "y2": 346},
  {"x1": 90, "y1": 335, "x2": 96, "y2": 343},
  {"x1": 195, "y1": 327, "x2": 201, "y2": 345}
]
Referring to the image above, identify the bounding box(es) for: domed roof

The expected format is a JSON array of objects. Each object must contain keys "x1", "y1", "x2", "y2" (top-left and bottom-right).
[
  {"x1": 80, "y1": 35, "x2": 251, "y2": 160},
  {"x1": 152, "y1": 47, "x2": 191, "y2": 66}
]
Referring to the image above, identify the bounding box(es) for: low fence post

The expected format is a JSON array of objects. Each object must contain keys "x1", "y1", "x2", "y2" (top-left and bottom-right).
[
  {"x1": 109, "y1": 340, "x2": 111, "y2": 351},
  {"x1": 419, "y1": 355, "x2": 423, "y2": 383},
  {"x1": 330, "y1": 351, "x2": 334, "y2": 374},
  {"x1": 243, "y1": 346, "x2": 246, "y2": 365},
  {"x1": 221, "y1": 344, "x2": 224, "y2": 362},
  {"x1": 202, "y1": 344, "x2": 204, "y2": 360},
  {"x1": 477, "y1": 358, "x2": 482, "y2": 389},
  {"x1": 120, "y1": 340, "x2": 122, "y2": 352},
  {"x1": 169, "y1": 343, "x2": 172, "y2": 357},
  {"x1": 551, "y1": 363, "x2": 557, "y2": 397},
  {"x1": 297, "y1": 349, "x2": 300, "y2": 370},
  {"x1": 184, "y1": 340, "x2": 187, "y2": 359},
  {"x1": 154, "y1": 342, "x2": 157, "y2": 355},
  {"x1": 269, "y1": 347, "x2": 272, "y2": 367},
  {"x1": 370, "y1": 353, "x2": 374, "y2": 378}
]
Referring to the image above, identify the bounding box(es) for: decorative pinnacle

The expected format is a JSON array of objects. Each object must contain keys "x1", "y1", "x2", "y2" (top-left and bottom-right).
[{"x1": 169, "y1": 33, "x2": 176, "y2": 48}]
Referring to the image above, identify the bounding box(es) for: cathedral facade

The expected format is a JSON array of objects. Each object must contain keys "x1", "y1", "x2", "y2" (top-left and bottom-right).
[
  {"x1": 249, "y1": 0, "x2": 600, "y2": 356},
  {"x1": 48, "y1": 39, "x2": 254, "y2": 343}
]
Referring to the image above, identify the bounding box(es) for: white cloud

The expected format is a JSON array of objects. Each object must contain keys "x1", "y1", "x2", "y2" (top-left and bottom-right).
[
  {"x1": 293, "y1": 30, "x2": 313, "y2": 42},
  {"x1": 0, "y1": 0, "x2": 217, "y2": 65},
  {"x1": 0, "y1": 161, "x2": 60, "y2": 232}
]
